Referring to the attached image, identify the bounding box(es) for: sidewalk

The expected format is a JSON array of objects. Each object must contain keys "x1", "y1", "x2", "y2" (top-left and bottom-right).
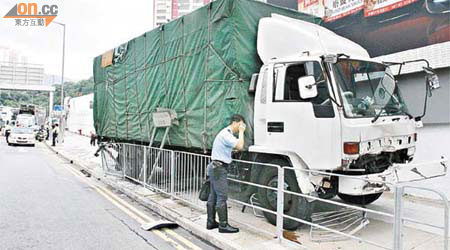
[{"x1": 45, "y1": 132, "x2": 447, "y2": 250}]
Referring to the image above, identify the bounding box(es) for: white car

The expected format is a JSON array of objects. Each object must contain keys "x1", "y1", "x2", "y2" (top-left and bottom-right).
[{"x1": 8, "y1": 127, "x2": 36, "y2": 147}]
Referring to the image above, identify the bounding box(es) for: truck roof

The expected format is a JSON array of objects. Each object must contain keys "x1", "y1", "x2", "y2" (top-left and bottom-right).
[{"x1": 257, "y1": 14, "x2": 370, "y2": 63}]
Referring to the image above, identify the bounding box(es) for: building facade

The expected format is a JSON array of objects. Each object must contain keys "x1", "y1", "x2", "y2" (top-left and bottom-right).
[
  {"x1": 0, "y1": 46, "x2": 44, "y2": 86},
  {"x1": 0, "y1": 61, "x2": 44, "y2": 86},
  {"x1": 153, "y1": 0, "x2": 211, "y2": 27}
]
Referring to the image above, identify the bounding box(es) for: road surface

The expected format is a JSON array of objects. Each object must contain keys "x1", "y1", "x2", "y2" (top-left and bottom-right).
[{"x1": 0, "y1": 138, "x2": 215, "y2": 250}]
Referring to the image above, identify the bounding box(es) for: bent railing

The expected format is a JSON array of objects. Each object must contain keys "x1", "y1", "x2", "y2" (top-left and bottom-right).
[{"x1": 100, "y1": 142, "x2": 448, "y2": 250}]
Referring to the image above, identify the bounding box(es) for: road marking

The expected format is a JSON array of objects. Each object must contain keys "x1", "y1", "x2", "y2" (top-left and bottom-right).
[
  {"x1": 57, "y1": 159, "x2": 200, "y2": 250},
  {"x1": 100, "y1": 187, "x2": 203, "y2": 250},
  {"x1": 94, "y1": 187, "x2": 188, "y2": 250}
]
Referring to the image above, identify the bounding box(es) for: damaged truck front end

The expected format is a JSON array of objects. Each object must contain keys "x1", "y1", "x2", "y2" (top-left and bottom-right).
[{"x1": 319, "y1": 57, "x2": 448, "y2": 204}]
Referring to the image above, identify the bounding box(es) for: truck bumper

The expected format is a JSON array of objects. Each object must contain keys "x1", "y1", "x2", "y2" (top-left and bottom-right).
[{"x1": 338, "y1": 157, "x2": 448, "y2": 196}]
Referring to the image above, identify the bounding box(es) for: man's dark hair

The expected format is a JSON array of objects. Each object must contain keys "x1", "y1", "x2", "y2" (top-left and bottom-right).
[{"x1": 229, "y1": 114, "x2": 245, "y2": 125}]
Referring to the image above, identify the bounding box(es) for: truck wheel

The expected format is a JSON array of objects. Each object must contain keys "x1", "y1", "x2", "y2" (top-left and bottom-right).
[
  {"x1": 337, "y1": 192, "x2": 383, "y2": 205},
  {"x1": 237, "y1": 161, "x2": 263, "y2": 201},
  {"x1": 257, "y1": 159, "x2": 312, "y2": 230}
]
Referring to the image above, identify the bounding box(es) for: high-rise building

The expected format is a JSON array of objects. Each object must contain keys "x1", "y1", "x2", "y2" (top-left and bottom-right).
[
  {"x1": 153, "y1": 0, "x2": 212, "y2": 27},
  {"x1": 0, "y1": 47, "x2": 42, "y2": 85},
  {"x1": 172, "y1": 0, "x2": 210, "y2": 19},
  {"x1": 153, "y1": 0, "x2": 172, "y2": 27},
  {"x1": 153, "y1": 0, "x2": 296, "y2": 27}
]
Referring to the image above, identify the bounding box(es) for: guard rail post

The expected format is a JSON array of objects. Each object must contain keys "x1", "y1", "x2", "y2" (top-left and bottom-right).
[
  {"x1": 122, "y1": 145, "x2": 126, "y2": 178},
  {"x1": 143, "y1": 147, "x2": 147, "y2": 187},
  {"x1": 393, "y1": 185, "x2": 404, "y2": 250},
  {"x1": 276, "y1": 166, "x2": 284, "y2": 243},
  {"x1": 170, "y1": 150, "x2": 175, "y2": 199}
]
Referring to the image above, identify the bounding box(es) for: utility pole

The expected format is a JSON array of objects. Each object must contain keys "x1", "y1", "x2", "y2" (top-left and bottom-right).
[
  {"x1": 54, "y1": 21, "x2": 66, "y2": 109},
  {"x1": 53, "y1": 21, "x2": 66, "y2": 143}
]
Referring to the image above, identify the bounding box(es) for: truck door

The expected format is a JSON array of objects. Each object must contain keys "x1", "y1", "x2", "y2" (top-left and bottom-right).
[{"x1": 266, "y1": 61, "x2": 341, "y2": 170}]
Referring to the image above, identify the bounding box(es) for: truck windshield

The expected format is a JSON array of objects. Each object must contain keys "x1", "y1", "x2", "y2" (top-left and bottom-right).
[{"x1": 332, "y1": 59, "x2": 408, "y2": 118}]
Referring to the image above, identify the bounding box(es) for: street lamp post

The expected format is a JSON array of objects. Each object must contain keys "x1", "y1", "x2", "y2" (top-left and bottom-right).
[
  {"x1": 54, "y1": 21, "x2": 65, "y2": 109},
  {"x1": 54, "y1": 21, "x2": 66, "y2": 143}
]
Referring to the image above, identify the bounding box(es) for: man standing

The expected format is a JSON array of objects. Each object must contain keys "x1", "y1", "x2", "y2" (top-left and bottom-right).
[
  {"x1": 206, "y1": 114, "x2": 246, "y2": 233},
  {"x1": 45, "y1": 125, "x2": 50, "y2": 141},
  {"x1": 90, "y1": 131, "x2": 96, "y2": 146},
  {"x1": 5, "y1": 121, "x2": 11, "y2": 143},
  {"x1": 52, "y1": 124, "x2": 59, "y2": 147}
]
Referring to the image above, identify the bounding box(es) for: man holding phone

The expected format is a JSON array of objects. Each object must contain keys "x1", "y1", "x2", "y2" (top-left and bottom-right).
[{"x1": 206, "y1": 114, "x2": 246, "y2": 233}]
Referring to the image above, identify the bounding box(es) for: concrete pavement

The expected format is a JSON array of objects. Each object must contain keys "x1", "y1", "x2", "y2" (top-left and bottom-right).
[{"x1": 0, "y1": 137, "x2": 216, "y2": 250}]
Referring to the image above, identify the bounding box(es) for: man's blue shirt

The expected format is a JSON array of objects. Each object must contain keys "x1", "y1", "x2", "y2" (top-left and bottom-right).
[{"x1": 211, "y1": 127, "x2": 238, "y2": 164}]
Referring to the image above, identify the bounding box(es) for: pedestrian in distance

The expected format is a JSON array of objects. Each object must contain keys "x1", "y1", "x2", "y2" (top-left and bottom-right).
[
  {"x1": 5, "y1": 120, "x2": 10, "y2": 143},
  {"x1": 46, "y1": 126, "x2": 50, "y2": 140},
  {"x1": 206, "y1": 114, "x2": 246, "y2": 233},
  {"x1": 52, "y1": 124, "x2": 59, "y2": 147},
  {"x1": 90, "y1": 131, "x2": 96, "y2": 146}
]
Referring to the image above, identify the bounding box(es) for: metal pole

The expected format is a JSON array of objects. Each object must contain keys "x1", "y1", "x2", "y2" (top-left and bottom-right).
[
  {"x1": 143, "y1": 148, "x2": 147, "y2": 186},
  {"x1": 48, "y1": 91, "x2": 53, "y2": 123},
  {"x1": 170, "y1": 151, "x2": 175, "y2": 199},
  {"x1": 393, "y1": 185, "x2": 404, "y2": 250},
  {"x1": 276, "y1": 166, "x2": 285, "y2": 243},
  {"x1": 445, "y1": 199, "x2": 449, "y2": 250},
  {"x1": 122, "y1": 145, "x2": 126, "y2": 178},
  {"x1": 54, "y1": 21, "x2": 65, "y2": 144},
  {"x1": 59, "y1": 23, "x2": 65, "y2": 109}
]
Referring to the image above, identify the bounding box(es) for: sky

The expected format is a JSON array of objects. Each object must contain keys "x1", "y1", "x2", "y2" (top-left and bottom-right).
[{"x1": 0, "y1": 0, "x2": 155, "y2": 81}]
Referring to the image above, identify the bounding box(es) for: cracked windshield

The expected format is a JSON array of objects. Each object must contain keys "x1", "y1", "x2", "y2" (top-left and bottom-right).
[{"x1": 333, "y1": 59, "x2": 409, "y2": 118}]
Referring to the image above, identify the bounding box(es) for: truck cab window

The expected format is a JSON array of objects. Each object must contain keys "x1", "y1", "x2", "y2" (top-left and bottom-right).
[{"x1": 280, "y1": 62, "x2": 329, "y2": 105}]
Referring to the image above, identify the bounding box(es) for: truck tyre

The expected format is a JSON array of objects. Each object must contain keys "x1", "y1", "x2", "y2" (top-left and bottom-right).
[
  {"x1": 237, "y1": 161, "x2": 264, "y2": 201},
  {"x1": 337, "y1": 192, "x2": 383, "y2": 205},
  {"x1": 257, "y1": 159, "x2": 312, "y2": 230}
]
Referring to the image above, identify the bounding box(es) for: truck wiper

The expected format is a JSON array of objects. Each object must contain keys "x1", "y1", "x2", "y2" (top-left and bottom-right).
[
  {"x1": 371, "y1": 106, "x2": 386, "y2": 123},
  {"x1": 372, "y1": 105, "x2": 413, "y2": 123}
]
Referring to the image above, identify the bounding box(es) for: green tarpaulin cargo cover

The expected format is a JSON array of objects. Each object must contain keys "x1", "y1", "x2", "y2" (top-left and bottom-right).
[{"x1": 93, "y1": 0, "x2": 320, "y2": 151}]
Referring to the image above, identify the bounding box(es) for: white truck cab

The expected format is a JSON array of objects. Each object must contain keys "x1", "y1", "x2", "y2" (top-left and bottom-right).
[{"x1": 245, "y1": 14, "x2": 447, "y2": 220}]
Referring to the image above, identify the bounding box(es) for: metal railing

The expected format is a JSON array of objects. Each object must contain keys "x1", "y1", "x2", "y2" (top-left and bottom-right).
[{"x1": 100, "y1": 142, "x2": 449, "y2": 250}]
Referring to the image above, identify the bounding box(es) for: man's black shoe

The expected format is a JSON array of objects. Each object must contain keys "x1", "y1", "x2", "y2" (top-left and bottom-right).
[
  {"x1": 217, "y1": 203, "x2": 239, "y2": 233},
  {"x1": 218, "y1": 223, "x2": 239, "y2": 233}
]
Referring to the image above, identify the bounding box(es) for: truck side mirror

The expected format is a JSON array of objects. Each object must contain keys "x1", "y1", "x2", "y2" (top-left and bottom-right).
[
  {"x1": 423, "y1": 67, "x2": 440, "y2": 90},
  {"x1": 249, "y1": 73, "x2": 258, "y2": 94},
  {"x1": 298, "y1": 75, "x2": 318, "y2": 99}
]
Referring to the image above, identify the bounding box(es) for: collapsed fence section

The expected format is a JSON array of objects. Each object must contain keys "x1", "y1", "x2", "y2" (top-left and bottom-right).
[{"x1": 100, "y1": 142, "x2": 449, "y2": 250}]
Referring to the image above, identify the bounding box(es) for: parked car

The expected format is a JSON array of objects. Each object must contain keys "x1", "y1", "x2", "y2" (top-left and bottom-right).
[{"x1": 8, "y1": 127, "x2": 36, "y2": 147}]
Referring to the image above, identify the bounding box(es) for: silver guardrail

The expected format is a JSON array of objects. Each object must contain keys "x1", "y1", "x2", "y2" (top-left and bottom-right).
[{"x1": 99, "y1": 142, "x2": 449, "y2": 250}]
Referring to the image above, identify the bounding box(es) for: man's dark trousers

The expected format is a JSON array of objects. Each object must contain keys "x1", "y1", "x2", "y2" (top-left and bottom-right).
[
  {"x1": 52, "y1": 133, "x2": 57, "y2": 146},
  {"x1": 207, "y1": 163, "x2": 228, "y2": 210},
  {"x1": 206, "y1": 162, "x2": 238, "y2": 233}
]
